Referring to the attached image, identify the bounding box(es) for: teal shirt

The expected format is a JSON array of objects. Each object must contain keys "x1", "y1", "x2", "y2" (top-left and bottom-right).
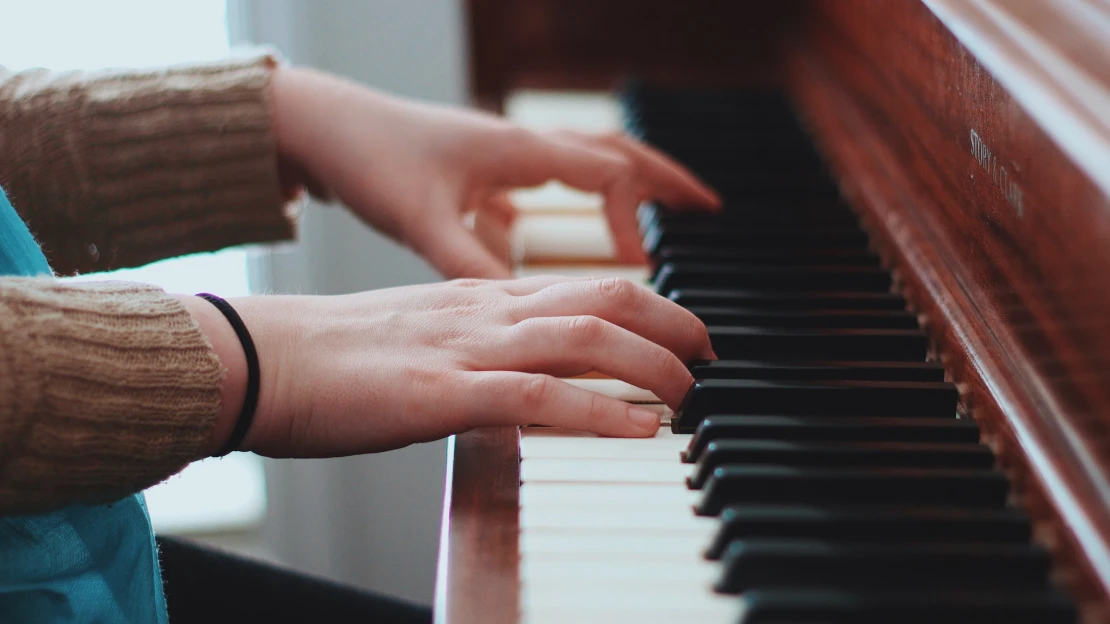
[{"x1": 0, "y1": 188, "x2": 168, "y2": 624}]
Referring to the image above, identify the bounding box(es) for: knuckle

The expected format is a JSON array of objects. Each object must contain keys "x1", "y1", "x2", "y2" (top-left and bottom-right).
[
  {"x1": 610, "y1": 153, "x2": 635, "y2": 179},
  {"x1": 650, "y1": 346, "x2": 681, "y2": 377},
  {"x1": 504, "y1": 125, "x2": 540, "y2": 150},
  {"x1": 520, "y1": 374, "x2": 555, "y2": 409},
  {"x1": 586, "y1": 390, "x2": 609, "y2": 420},
  {"x1": 450, "y1": 278, "x2": 487, "y2": 289},
  {"x1": 565, "y1": 315, "x2": 606, "y2": 347},
  {"x1": 502, "y1": 294, "x2": 532, "y2": 325},
  {"x1": 594, "y1": 277, "x2": 638, "y2": 306}
]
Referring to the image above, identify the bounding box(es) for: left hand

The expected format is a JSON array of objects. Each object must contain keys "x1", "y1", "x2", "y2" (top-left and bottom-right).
[{"x1": 270, "y1": 66, "x2": 721, "y2": 278}]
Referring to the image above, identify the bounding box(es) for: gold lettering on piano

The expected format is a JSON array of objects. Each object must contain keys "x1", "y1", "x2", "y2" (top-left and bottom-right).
[{"x1": 970, "y1": 129, "x2": 1024, "y2": 217}]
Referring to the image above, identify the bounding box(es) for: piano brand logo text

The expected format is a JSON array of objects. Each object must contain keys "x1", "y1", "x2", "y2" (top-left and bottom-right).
[{"x1": 970, "y1": 129, "x2": 1024, "y2": 217}]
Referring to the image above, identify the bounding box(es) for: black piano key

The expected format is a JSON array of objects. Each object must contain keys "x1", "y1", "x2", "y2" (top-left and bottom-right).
[
  {"x1": 640, "y1": 205, "x2": 858, "y2": 232},
  {"x1": 689, "y1": 308, "x2": 918, "y2": 329},
  {"x1": 682, "y1": 415, "x2": 981, "y2": 463},
  {"x1": 679, "y1": 179, "x2": 841, "y2": 202},
  {"x1": 674, "y1": 380, "x2": 957, "y2": 433},
  {"x1": 644, "y1": 213, "x2": 858, "y2": 235},
  {"x1": 625, "y1": 85, "x2": 1078, "y2": 623},
  {"x1": 688, "y1": 440, "x2": 994, "y2": 489},
  {"x1": 707, "y1": 327, "x2": 927, "y2": 361},
  {"x1": 670, "y1": 289, "x2": 907, "y2": 311},
  {"x1": 736, "y1": 589, "x2": 1077, "y2": 624},
  {"x1": 688, "y1": 360, "x2": 945, "y2": 382},
  {"x1": 652, "y1": 245, "x2": 879, "y2": 269},
  {"x1": 704, "y1": 505, "x2": 1032, "y2": 560},
  {"x1": 695, "y1": 466, "x2": 1008, "y2": 516},
  {"x1": 716, "y1": 540, "x2": 1050, "y2": 593},
  {"x1": 654, "y1": 264, "x2": 891, "y2": 295},
  {"x1": 643, "y1": 226, "x2": 869, "y2": 256}
]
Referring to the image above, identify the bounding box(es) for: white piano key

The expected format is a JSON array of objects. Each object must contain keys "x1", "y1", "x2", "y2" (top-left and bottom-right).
[
  {"x1": 520, "y1": 482, "x2": 701, "y2": 508},
  {"x1": 521, "y1": 426, "x2": 687, "y2": 440},
  {"x1": 520, "y1": 438, "x2": 686, "y2": 461},
  {"x1": 521, "y1": 457, "x2": 692, "y2": 483},
  {"x1": 523, "y1": 604, "x2": 738, "y2": 624},
  {"x1": 520, "y1": 531, "x2": 712, "y2": 556},
  {"x1": 521, "y1": 507, "x2": 713, "y2": 532},
  {"x1": 519, "y1": 411, "x2": 721, "y2": 623},
  {"x1": 521, "y1": 580, "x2": 737, "y2": 613},
  {"x1": 558, "y1": 378, "x2": 663, "y2": 404},
  {"x1": 523, "y1": 559, "x2": 719, "y2": 584},
  {"x1": 520, "y1": 427, "x2": 690, "y2": 461},
  {"x1": 511, "y1": 213, "x2": 617, "y2": 262}
]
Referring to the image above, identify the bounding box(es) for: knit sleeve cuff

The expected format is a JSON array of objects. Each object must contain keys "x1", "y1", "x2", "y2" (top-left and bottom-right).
[
  {"x1": 0, "y1": 277, "x2": 223, "y2": 512},
  {"x1": 0, "y1": 49, "x2": 298, "y2": 275}
]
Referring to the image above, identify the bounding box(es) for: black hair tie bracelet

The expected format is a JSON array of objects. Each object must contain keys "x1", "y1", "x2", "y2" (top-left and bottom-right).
[{"x1": 196, "y1": 293, "x2": 260, "y2": 456}]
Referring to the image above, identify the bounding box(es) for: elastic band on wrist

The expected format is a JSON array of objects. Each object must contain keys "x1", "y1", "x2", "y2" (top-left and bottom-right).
[{"x1": 196, "y1": 293, "x2": 260, "y2": 456}]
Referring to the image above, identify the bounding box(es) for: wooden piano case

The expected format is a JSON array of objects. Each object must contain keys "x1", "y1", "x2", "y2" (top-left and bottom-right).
[{"x1": 437, "y1": 2, "x2": 1110, "y2": 622}]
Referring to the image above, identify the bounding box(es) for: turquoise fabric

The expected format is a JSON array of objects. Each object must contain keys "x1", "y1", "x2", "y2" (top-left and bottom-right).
[{"x1": 0, "y1": 187, "x2": 168, "y2": 624}]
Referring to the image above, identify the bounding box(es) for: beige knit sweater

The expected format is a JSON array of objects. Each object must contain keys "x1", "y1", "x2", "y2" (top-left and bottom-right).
[{"x1": 0, "y1": 53, "x2": 298, "y2": 513}]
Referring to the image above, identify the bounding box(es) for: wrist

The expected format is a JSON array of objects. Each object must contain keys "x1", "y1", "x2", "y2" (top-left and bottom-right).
[{"x1": 179, "y1": 295, "x2": 247, "y2": 455}]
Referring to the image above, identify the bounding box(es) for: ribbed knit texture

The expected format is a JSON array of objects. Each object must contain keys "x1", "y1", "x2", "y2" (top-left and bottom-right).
[
  {"x1": 0, "y1": 278, "x2": 223, "y2": 512},
  {"x1": 0, "y1": 52, "x2": 299, "y2": 512},
  {"x1": 0, "y1": 53, "x2": 296, "y2": 275}
]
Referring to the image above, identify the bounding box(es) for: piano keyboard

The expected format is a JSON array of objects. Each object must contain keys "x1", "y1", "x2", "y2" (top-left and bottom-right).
[{"x1": 516, "y1": 88, "x2": 1078, "y2": 624}]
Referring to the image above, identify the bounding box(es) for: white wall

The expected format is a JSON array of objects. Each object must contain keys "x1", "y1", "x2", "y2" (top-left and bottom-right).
[{"x1": 229, "y1": 0, "x2": 468, "y2": 604}]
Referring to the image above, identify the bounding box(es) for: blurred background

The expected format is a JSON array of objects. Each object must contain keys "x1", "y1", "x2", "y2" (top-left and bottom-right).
[{"x1": 6, "y1": 0, "x2": 621, "y2": 606}]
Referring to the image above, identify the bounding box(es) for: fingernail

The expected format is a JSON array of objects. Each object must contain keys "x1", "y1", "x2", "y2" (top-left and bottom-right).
[{"x1": 628, "y1": 406, "x2": 661, "y2": 433}]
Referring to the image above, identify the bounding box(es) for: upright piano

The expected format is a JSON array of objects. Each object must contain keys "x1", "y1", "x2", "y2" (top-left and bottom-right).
[{"x1": 437, "y1": 1, "x2": 1110, "y2": 622}]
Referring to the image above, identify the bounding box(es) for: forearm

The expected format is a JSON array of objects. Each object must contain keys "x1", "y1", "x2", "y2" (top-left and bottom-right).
[{"x1": 0, "y1": 54, "x2": 297, "y2": 276}]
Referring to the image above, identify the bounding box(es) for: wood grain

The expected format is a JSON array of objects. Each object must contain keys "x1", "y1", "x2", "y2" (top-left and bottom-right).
[
  {"x1": 786, "y1": 1, "x2": 1110, "y2": 619},
  {"x1": 464, "y1": 0, "x2": 797, "y2": 109},
  {"x1": 433, "y1": 427, "x2": 520, "y2": 624}
]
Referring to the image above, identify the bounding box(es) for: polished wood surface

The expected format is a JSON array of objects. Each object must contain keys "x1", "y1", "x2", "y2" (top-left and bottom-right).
[
  {"x1": 442, "y1": 0, "x2": 1110, "y2": 621},
  {"x1": 465, "y1": 0, "x2": 796, "y2": 109},
  {"x1": 434, "y1": 427, "x2": 519, "y2": 624},
  {"x1": 786, "y1": 1, "x2": 1110, "y2": 619}
]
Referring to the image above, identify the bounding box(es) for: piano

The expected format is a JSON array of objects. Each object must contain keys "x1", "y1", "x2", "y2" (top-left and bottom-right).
[{"x1": 436, "y1": 1, "x2": 1110, "y2": 622}]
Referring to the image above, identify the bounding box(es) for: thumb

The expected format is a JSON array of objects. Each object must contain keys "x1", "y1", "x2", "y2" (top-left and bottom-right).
[{"x1": 412, "y1": 222, "x2": 513, "y2": 279}]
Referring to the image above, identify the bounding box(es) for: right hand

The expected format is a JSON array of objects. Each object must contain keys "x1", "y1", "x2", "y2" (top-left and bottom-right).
[{"x1": 187, "y1": 275, "x2": 714, "y2": 458}]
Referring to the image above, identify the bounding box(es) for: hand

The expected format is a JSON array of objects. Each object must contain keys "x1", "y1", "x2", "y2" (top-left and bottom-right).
[
  {"x1": 270, "y1": 67, "x2": 720, "y2": 279},
  {"x1": 185, "y1": 276, "x2": 714, "y2": 457}
]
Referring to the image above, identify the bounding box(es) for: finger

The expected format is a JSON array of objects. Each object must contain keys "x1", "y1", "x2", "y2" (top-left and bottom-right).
[
  {"x1": 603, "y1": 177, "x2": 651, "y2": 264},
  {"x1": 466, "y1": 371, "x2": 661, "y2": 437},
  {"x1": 482, "y1": 191, "x2": 518, "y2": 226},
  {"x1": 499, "y1": 316, "x2": 695, "y2": 407},
  {"x1": 517, "y1": 276, "x2": 715, "y2": 361},
  {"x1": 577, "y1": 131, "x2": 722, "y2": 210},
  {"x1": 498, "y1": 274, "x2": 595, "y2": 296},
  {"x1": 473, "y1": 207, "x2": 514, "y2": 269},
  {"x1": 495, "y1": 129, "x2": 630, "y2": 192},
  {"x1": 538, "y1": 134, "x2": 647, "y2": 263},
  {"x1": 497, "y1": 133, "x2": 647, "y2": 263},
  {"x1": 412, "y1": 223, "x2": 512, "y2": 279}
]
